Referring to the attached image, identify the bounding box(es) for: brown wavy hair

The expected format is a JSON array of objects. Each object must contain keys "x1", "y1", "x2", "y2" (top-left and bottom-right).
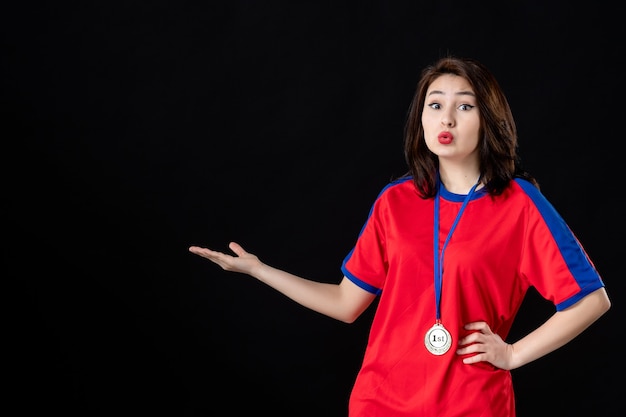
[{"x1": 403, "y1": 56, "x2": 538, "y2": 198}]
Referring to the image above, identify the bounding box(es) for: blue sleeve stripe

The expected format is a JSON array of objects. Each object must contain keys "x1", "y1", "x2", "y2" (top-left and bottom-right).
[
  {"x1": 353, "y1": 176, "x2": 413, "y2": 239},
  {"x1": 514, "y1": 179, "x2": 605, "y2": 310},
  {"x1": 338, "y1": 178, "x2": 411, "y2": 297},
  {"x1": 341, "y1": 254, "x2": 383, "y2": 295}
]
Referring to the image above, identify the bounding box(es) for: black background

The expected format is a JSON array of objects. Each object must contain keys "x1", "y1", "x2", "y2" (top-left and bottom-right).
[{"x1": 6, "y1": 1, "x2": 623, "y2": 416}]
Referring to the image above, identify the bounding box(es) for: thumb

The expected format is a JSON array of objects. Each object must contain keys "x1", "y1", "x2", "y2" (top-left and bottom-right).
[{"x1": 228, "y1": 241, "x2": 246, "y2": 256}]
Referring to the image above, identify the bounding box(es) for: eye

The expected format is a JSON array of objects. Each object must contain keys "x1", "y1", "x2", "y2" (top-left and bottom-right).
[
  {"x1": 458, "y1": 104, "x2": 475, "y2": 111},
  {"x1": 427, "y1": 103, "x2": 441, "y2": 110}
]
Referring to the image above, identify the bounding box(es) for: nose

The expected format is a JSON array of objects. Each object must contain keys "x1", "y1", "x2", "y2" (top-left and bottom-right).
[{"x1": 441, "y1": 113, "x2": 454, "y2": 127}]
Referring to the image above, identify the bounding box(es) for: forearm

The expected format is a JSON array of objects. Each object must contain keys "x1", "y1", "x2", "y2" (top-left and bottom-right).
[
  {"x1": 509, "y1": 288, "x2": 611, "y2": 369},
  {"x1": 252, "y1": 263, "x2": 373, "y2": 323}
]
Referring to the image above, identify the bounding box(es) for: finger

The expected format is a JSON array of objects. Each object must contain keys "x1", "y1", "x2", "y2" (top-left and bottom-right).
[
  {"x1": 462, "y1": 353, "x2": 486, "y2": 365},
  {"x1": 461, "y1": 330, "x2": 492, "y2": 347},
  {"x1": 457, "y1": 345, "x2": 481, "y2": 357},
  {"x1": 189, "y1": 247, "x2": 225, "y2": 261},
  {"x1": 228, "y1": 242, "x2": 247, "y2": 256},
  {"x1": 463, "y1": 321, "x2": 486, "y2": 330},
  {"x1": 189, "y1": 246, "x2": 210, "y2": 256},
  {"x1": 458, "y1": 332, "x2": 480, "y2": 346},
  {"x1": 464, "y1": 321, "x2": 492, "y2": 333}
]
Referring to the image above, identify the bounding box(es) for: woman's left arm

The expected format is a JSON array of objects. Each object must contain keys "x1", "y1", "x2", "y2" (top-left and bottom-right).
[{"x1": 457, "y1": 288, "x2": 611, "y2": 370}]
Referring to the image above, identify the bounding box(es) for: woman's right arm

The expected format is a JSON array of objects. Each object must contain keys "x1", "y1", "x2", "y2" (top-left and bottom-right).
[{"x1": 189, "y1": 242, "x2": 377, "y2": 323}]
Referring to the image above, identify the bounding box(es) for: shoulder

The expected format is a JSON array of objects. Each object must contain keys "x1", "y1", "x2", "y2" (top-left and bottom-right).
[
  {"x1": 512, "y1": 177, "x2": 541, "y2": 195},
  {"x1": 511, "y1": 178, "x2": 552, "y2": 209},
  {"x1": 378, "y1": 176, "x2": 415, "y2": 197},
  {"x1": 509, "y1": 178, "x2": 570, "y2": 231},
  {"x1": 370, "y1": 176, "x2": 419, "y2": 206}
]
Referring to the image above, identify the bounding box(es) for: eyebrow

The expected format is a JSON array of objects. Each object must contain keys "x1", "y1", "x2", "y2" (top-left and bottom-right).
[{"x1": 427, "y1": 90, "x2": 476, "y2": 97}]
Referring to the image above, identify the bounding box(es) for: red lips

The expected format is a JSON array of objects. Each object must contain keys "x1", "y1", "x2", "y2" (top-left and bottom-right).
[{"x1": 438, "y1": 132, "x2": 453, "y2": 144}]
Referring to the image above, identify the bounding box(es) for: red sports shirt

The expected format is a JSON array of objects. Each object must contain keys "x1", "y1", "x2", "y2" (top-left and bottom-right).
[{"x1": 341, "y1": 177, "x2": 604, "y2": 417}]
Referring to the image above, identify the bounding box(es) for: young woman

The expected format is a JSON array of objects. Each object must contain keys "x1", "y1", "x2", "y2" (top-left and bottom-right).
[{"x1": 189, "y1": 56, "x2": 610, "y2": 416}]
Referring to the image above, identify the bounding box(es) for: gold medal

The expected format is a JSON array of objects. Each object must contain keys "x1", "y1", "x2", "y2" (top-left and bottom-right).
[{"x1": 424, "y1": 322, "x2": 451, "y2": 355}]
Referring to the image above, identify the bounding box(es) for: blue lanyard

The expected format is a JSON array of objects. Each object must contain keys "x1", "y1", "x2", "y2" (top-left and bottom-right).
[{"x1": 433, "y1": 177, "x2": 480, "y2": 321}]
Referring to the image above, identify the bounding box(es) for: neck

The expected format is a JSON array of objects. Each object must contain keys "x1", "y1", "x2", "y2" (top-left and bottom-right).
[{"x1": 438, "y1": 167, "x2": 481, "y2": 194}]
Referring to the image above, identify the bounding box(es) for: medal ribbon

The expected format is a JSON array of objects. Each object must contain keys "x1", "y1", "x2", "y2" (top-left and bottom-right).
[{"x1": 433, "y1": 175, "x2": 480, "y2": 321}]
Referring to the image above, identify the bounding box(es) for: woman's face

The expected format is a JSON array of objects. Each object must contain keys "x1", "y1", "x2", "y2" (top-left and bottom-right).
[{"x1": 421, "y1": 74, "x2": 481, "y2": 165}]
